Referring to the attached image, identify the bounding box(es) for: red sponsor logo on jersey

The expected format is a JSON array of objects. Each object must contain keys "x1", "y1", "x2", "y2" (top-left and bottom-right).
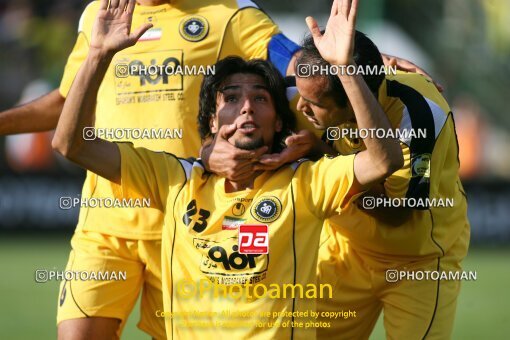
[{"x1": 238, "y1": 224, "x2": 268, "y2": 254}]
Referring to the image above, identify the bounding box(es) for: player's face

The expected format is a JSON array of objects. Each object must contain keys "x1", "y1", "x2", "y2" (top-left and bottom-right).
[
  {"x1": 295, "y1": 76, "x2": 353, "y2": 130},
  {"x1": 210, "y1": 73, "x2": 282, "y2": 150}
]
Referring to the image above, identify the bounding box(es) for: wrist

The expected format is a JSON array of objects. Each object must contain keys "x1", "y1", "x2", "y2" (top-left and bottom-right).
[
  {"x1": 327, "y1": 58, "x2": 356, "y2": 67},
  {"x1": 88, "y1": 46, "x2": 115, "y2": 64},
  {"x1": 336, "y1": 60, "x2": 360, "y2": 83}
]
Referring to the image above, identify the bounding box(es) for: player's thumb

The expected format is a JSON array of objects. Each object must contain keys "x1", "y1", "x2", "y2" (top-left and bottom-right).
[
  {"x1": 285, "y1": 134, "x2": 301, "y2": 147},
  {"x1": 285, "y1": 135, "x2": 296, "y2": 147},
  {"x1": 305, "y1": 17, "x2": 321, "y2": 43},
  {"x1": 285, "y1": 130, "x2": 309, "y2": 146},
  {"x1": 218, "y1": 123, "x2": 237, "y2": 140},
  {"x1": 131, "y1": 23, "x2": 153, "y2": 43}
]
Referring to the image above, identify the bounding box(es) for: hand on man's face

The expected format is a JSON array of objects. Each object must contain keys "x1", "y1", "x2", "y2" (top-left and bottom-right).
[
  {"x1": 202, "y1": 123, "x2": 268, "y2": 181},
  {"x1": 212, "y1": 73, "x2": 281, "y2": 151},
  {"x1": 204, "y1": 72, "x2": 285, "y2": 180}
]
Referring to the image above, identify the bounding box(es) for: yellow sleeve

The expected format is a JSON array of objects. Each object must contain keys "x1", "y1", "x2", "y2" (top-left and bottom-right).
[
  {"x1": 115, "y1": 143, "x2": 187, "y2": 211},
  {"x1": 385, "y1": 116, "x2": 455, "y2": 204},
  {"x1": 295, "y1": 154, "x2": 358, "y2": 218},
  {"x1": 384, "y1": 143, "x2": 411, "y2": 198},
  {"x1": 219, "y1": 7, "x2": 279, "y2": 60},
  {"x1": 59, "y1": 2, "x2": 99, "y2": 97}
]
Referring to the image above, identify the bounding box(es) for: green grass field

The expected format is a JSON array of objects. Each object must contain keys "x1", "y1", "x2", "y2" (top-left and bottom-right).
[{"x1": 0, "y1": 235, "x2": 508, "y2": 339}]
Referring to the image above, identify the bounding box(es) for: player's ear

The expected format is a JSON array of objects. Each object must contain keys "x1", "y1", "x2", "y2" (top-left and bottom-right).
[{"x1": 209, "y1": 114, "x2": 218, "y2": 134}]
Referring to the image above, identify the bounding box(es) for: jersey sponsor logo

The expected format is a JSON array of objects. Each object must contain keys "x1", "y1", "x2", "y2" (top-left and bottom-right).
[
  {"x1": 238, "y1": 224, "x2": 268, "y2": 254},
  {"x1": 194, "y1": 237, "x2": 268, "y2": 285},
  {"x1": 222, "y1": 216, "x2": 246, "y2": 230},
  {"x1": 232, "y1": 202, "x2": 246, "y2": 216},
  {"x1": 250, "y1": 196, "x2": 282, "y2": 223},
  {"x1": 411, "y1": 153, "x2": 431, "y2": 178},
  {"x1": 112, "y1": 50, "x2": 184, "y2": 104},
  {"x1": 179, "y1": 16, "x2": 209, "y2": 42},
  {"x1": 117, "y1": 56, "x2": 182, "y2": 86},
  {"x1": 209, "y1": 244, "x2": 261, "y2": 269}
]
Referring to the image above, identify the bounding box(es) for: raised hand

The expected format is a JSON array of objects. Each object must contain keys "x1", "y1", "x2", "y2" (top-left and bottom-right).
[
  {"x1": 90, "y1": 0, "x2": 152, "y2": 56},
  {"x1": 305, "y1": 0, "x2": 358, "y2": 66}
]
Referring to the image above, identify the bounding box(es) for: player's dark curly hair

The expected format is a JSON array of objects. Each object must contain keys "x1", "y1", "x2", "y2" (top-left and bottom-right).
[
  {"x1": 197, "y1": 56, "x2": 295, "y2": 153},
  {"x1": 296, "y1": 30, "x2": 385, "y2": 108}
]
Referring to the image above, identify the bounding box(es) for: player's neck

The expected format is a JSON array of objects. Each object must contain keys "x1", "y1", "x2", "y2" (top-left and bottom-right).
[
  {"x1": 137, "y1": 0, "x2": 171, "y2": 6},
  {"x1": 224, "y1": 171, "x2": 263, "y2": 193}
]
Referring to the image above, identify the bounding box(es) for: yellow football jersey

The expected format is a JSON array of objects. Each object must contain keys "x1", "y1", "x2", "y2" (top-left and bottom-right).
[
  {"x1": 325, "y1": 72, "x2": 469, "y2": 260},
  {"x1": 60, "y1": 0, "x2": 290, "y2": 239},
  {"x1": 114, "y1": 142, "x2": 357, "y2": 339}
]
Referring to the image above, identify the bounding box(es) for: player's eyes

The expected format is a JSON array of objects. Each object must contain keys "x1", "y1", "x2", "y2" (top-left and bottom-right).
[
  {"x1": 254, "y1": 95, "x2": 269, "y2": 102},
  {"x1": 225, "y1": 95, "x2": 238, "y2": 103},
  {"x1": 303, "y1": 99, "x2": 323, "y2": 109},
  {"x1": 310, "y1": 102, "x2": 324, "y2": 109}
]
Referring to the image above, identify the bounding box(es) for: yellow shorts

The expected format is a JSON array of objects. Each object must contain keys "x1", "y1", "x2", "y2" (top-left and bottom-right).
[
  {"x1": 317, "y1": 224, "x2": 470, "y2": 340},
  {"x1": 56, "y1": 230, "x2": 164, "y2": 339}
]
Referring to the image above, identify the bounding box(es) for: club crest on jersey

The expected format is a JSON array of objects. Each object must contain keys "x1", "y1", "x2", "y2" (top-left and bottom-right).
[
  {"x1": 250, "y1": 196, "x2": 282, "y2": 223},
  {"x1": 411, "y1": 153, "x2": 431, "y2": 178},
  {"x1": 179, "y1": 16, "x2": 209, "y2": 42}
]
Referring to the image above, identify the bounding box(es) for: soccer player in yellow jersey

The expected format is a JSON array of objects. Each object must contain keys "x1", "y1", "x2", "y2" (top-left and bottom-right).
[
  {"x1": 51, "y1": 0, "x2": 403, "y2": 339},
  {"x1": 294, "y1": 5, "x2": 470, "y2": 339},
  {"x1": 0, "y1": 1, "x2": 441, "y2": 339},
  {"x1": 0, "y1": 0, "x2": 304, "y2": 338}
]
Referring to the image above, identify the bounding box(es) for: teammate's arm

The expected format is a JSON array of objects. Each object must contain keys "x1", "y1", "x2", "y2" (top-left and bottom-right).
[
  {"x1": 381, "y1": 53, "x2": 444, "y2": 92},
  {"x1": 52, "y1": 0, "x2": 152, "y2": 184},
  {"x1": 254, "y1": 129, "x2": 333, "y2": 170},
  {"x1": 0, "y1": 1, "x2": 95, "y2": 136},
  {"x1": 306, "y1": 0, "x2": 403, "y2": 188},
  {"x1": 0, "y1": 90, "x2": 64, "y2": 135}
]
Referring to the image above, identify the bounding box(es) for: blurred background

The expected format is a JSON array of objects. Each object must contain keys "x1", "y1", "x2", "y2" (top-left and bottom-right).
[{"x1": 0, "y1": 0, "x2": 509, "y2": 339}]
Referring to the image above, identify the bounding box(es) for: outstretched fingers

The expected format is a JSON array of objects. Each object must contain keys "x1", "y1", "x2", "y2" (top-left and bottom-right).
[
  {"x1": 126, "y1": 0, "x2": 136, "y2": 15},
  {"x1": 348, "y1": 0, "x2": 359, "y2": 24},
  {"x1": 338, "y1": 0, "x2": 359, "y2": 23},
  {"x1": 110, "y1": 0, "x2": 120, "y2": 10},
  {"x1": 119, "y1": 0, "x2": 129, "y2": 12},
  {"x1": 340, "y1": 0, "x2": 350, "y2": 18},
  {"x1": 306, "y1": 16, "x2": 322, "y2": 45},
  {"x1": 99, "y1": 0, "x2": 108, "y2": 10},
  {"x1": 330, "y1": 0, "x2": 339, "y2": 17}
]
